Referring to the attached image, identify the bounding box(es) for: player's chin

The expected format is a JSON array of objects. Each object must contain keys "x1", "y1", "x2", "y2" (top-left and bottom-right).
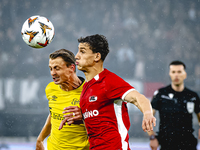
[
  {"x1": 174, "y1": 82, "x2": 180, "y2": 86},
  {"x1": 53, "y1": 79, "x2": 60, "y2": 85},
  {"x1": 77, "y1": 66, "x2": 84, "y2": 71}
]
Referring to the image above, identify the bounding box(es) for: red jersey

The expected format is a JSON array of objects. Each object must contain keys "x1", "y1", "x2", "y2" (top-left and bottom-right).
[{"x1": 80, "y1": 69, "x2": 135, "y2": 150}]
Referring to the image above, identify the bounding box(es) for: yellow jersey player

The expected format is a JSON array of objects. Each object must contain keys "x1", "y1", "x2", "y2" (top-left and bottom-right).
[{"x1": 36, "y1": 49, "x2": 89, "y2": 150}]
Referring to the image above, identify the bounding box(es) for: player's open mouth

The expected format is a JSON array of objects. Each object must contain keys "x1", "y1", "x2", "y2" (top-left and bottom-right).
[
  {"x1": 75, "y1": 61, "x2": 79, "y2": 65},
  {"x1": 53, "y1": 77, "x2": 59, "y2": 82}
]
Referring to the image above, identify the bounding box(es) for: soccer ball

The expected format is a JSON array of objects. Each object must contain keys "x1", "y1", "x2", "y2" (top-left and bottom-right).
[{"x1": 21, "y1": 15, "x2": 54, "y2": 48}]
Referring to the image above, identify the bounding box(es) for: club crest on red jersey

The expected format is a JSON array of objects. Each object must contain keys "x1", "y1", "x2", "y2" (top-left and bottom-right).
[{"x1": 89, "y1": 96, "x2": 97, "y2": 102}]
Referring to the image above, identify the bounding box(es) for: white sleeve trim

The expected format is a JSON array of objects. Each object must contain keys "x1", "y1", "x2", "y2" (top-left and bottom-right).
[{"x1": 122, "y1": 88, "x2": 135, "y2": 100}]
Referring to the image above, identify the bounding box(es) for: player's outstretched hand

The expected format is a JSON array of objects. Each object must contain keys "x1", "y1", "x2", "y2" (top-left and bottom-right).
[
  {"x1": 59, "y1": 106, "x2": 83, "y2": 130},
  {"x1": 142, "y1": 111, "x2": 156, "y2": 132}
]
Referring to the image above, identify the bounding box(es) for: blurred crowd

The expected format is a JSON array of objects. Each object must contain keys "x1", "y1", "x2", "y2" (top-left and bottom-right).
[{"x1": 0, "y1": 0, "x2": 200, "y2": 93}]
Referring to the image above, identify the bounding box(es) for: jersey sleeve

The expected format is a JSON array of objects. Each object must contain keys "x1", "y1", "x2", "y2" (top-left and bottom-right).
[
  {"x1": 151, "y1": 90, "x2": 161, "y2": 110},
  {"x1": 105, "y1": 73, "x2": 135, "y2": 100}
]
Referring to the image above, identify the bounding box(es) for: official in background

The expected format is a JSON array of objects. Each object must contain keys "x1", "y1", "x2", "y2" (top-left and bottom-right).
[{"x1": 148, "y1": 60, "x2": 200, "y2": 150}]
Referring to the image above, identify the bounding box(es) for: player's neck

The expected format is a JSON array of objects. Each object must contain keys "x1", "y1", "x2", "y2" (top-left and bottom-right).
[
  {"x1": 84, "y1": 64, "x2": 104, "y2": 82},
  {"x1": 60, "y1": 75, "x2": 82, "y2": 91},
  {"x1": 171, "y1": 83, "x2": 185, "y2": 92}
]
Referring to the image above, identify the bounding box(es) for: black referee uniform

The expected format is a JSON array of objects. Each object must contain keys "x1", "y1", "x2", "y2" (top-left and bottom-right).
[{"x1": 151, "y1": 85, "x2": 200, "y2": 150}]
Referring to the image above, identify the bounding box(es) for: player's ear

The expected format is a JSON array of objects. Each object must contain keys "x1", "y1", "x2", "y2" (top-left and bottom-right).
[
  {"x1": 184, "y1": 71, "x2": 187, "y2": 79},
  {"x1": 94, "y1": 52, "x2": 101, "y2": 62},
  {"x1": 70, "y1": 64, "x2": 76, "y2": 72}
]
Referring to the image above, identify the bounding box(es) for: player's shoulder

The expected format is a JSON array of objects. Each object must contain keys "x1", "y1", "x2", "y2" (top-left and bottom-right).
[
  {"x1": 45, "y1": 82, "x2": 58, "y2": 91},
  {"x1": 103, "y1": 68, "x2": 114, "y2": 75},
  {"x1": 46, "y1": 81, "x2": 56, "y2": 87},
  {"x1": 103, "y1": 68, "x2": 122, "y2": 80}
]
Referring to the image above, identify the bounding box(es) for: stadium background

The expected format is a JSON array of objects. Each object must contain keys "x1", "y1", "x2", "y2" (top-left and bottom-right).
[{"x1": 0, "y1": 0, "x2": 200, "y2": 149}]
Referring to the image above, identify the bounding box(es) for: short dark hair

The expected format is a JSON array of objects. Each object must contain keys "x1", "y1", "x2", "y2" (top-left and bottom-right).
[
  {"x1": 169, "y1": 60, "x2": 186, "y2": 69},
  {"x1": 49, "y1": 49, "x2": 76, "y2": 71},
  {"x1": 78, "y1": 34, "x2": 109, "y2": 61}
]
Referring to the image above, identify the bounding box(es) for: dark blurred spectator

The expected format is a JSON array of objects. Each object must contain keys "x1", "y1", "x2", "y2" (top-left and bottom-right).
[{"x1": 116, "y1": 43, "x2": 135, "y2": 78}]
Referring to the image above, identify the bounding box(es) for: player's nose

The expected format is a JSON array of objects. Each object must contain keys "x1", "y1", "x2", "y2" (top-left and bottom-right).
[
  {"x1": 75, "y1": 53, "x2": 79, "y2": 60},
  {"x1": 50, "y1": 69, "x2": 56, "y2": 76}
]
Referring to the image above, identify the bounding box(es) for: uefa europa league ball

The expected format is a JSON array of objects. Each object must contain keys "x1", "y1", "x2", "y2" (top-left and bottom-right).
[{"x1": 21, "y1": 15, "x2": 55, "y2": 48}]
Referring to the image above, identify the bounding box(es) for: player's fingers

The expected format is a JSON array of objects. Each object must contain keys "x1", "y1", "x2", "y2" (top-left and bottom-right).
[
  {"x1": 147, "y1": 118, "x2": 155, "y2": 131},
  {"x1": 59, "y1": 118, "x2": 68, "y2": 130},
  {"x1": 66, "y1": 114, "x2": 75, "y2": 125},
  {"x1": 149, "y1": 119, "x2": 153, "y2": 131},
  {"x1": 67, "y1": 112, "x2": 83, "y2": 121},
  {"x1": 142, "y1": 119, "x2": 152, "y2": 132},
  {"x1": 63, "y1": 106, "x2": 79, "y2": 110},
  {"x1": 63, "y1": 107, "x2": 81, "y2": 115},
  {"x1": 67, "y1": 120, "x2": 74, "y2": 125},
  {"x1": 153, "y1": 117, "x2": 156, "y2": 127},
  {"x1": 63, "y1": 109, "x2": 76, "y2": 114},
  {"x1": 142, "y1": 120, "x2": 147, "y2": 132},
  {"x1": 63, "y1": 110, "x2": 69, "y2": 114},
  {"x1": 59, "y1": 120, "x2": 65, "y2": 130},
  {"x1": 63, "y1": 112, "x2": 78, "y2": 118},
  {"x1": 146, "y1": 120, "x2": 151, "y2": 132},
  {"x1": 59, "y1": 123, "x2": 64, "y2": 130},
  {"x1": 63, "y1": 113, "x2": 73, "y2": 118},
  {"x1": 148, "y1": 117, "x2": 156, "y2": 132},
  {"x1": 72, "y1": 107, "x2": 82, "y2": 115}
]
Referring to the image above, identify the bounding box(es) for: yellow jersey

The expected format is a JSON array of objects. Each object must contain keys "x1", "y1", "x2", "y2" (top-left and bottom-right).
[{"x1": 45, "y1": 79, "x2": 89, "y2": 150}]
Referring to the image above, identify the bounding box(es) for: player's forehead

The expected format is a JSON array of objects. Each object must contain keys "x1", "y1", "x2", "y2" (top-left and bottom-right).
[
  {"x1": 78, "y1": 42, "x2": 91, "y2": 50},
  {"x1": 169, "y1": 65, "x2": 185, "y2": 71},
  {"x1": 49, "y1": 57, "x2": 65, "y2": 67}
]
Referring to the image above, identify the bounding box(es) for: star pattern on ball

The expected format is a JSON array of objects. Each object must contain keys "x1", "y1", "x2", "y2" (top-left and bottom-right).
[
  {"x1": 28, "y1": 17, "x2": 38, "y2": 27},
  {"x1": 25, "y1": 31, "x2": 39, "y2": 43},
  {"x1": 39, "y1": 22, "x2": 52, "y2": 36}
]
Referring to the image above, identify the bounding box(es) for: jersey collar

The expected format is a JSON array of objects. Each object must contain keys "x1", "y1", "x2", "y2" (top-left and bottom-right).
[{"x1": 94, "y1": 74, "x2": 99, "y2": 81}]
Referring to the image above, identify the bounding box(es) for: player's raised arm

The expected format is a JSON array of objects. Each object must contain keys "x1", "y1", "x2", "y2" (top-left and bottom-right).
[{"x1": 124, "y1": 90, "x2": 156, "y2": 132}]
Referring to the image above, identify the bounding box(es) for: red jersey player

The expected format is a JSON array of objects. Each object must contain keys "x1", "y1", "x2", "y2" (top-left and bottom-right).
[{"x1": 60, "y1": 34, "x2": 156, "y2": 150}]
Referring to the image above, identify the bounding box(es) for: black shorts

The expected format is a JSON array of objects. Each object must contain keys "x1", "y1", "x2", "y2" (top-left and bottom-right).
[{"x1": 156, "y1": 132, "x2": 197, "y2": 150}]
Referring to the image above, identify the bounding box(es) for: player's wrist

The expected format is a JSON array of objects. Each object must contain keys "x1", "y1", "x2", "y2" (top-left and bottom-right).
[
  {"x1": 149, "y1": 134, "x2": 156, "y2": 140},
  {"x1": 144, "y1": 110, "x2": 152, "y2": 115},
  {"x1": 36, "y1": 137, "x2": 44, "y2": 143}
]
